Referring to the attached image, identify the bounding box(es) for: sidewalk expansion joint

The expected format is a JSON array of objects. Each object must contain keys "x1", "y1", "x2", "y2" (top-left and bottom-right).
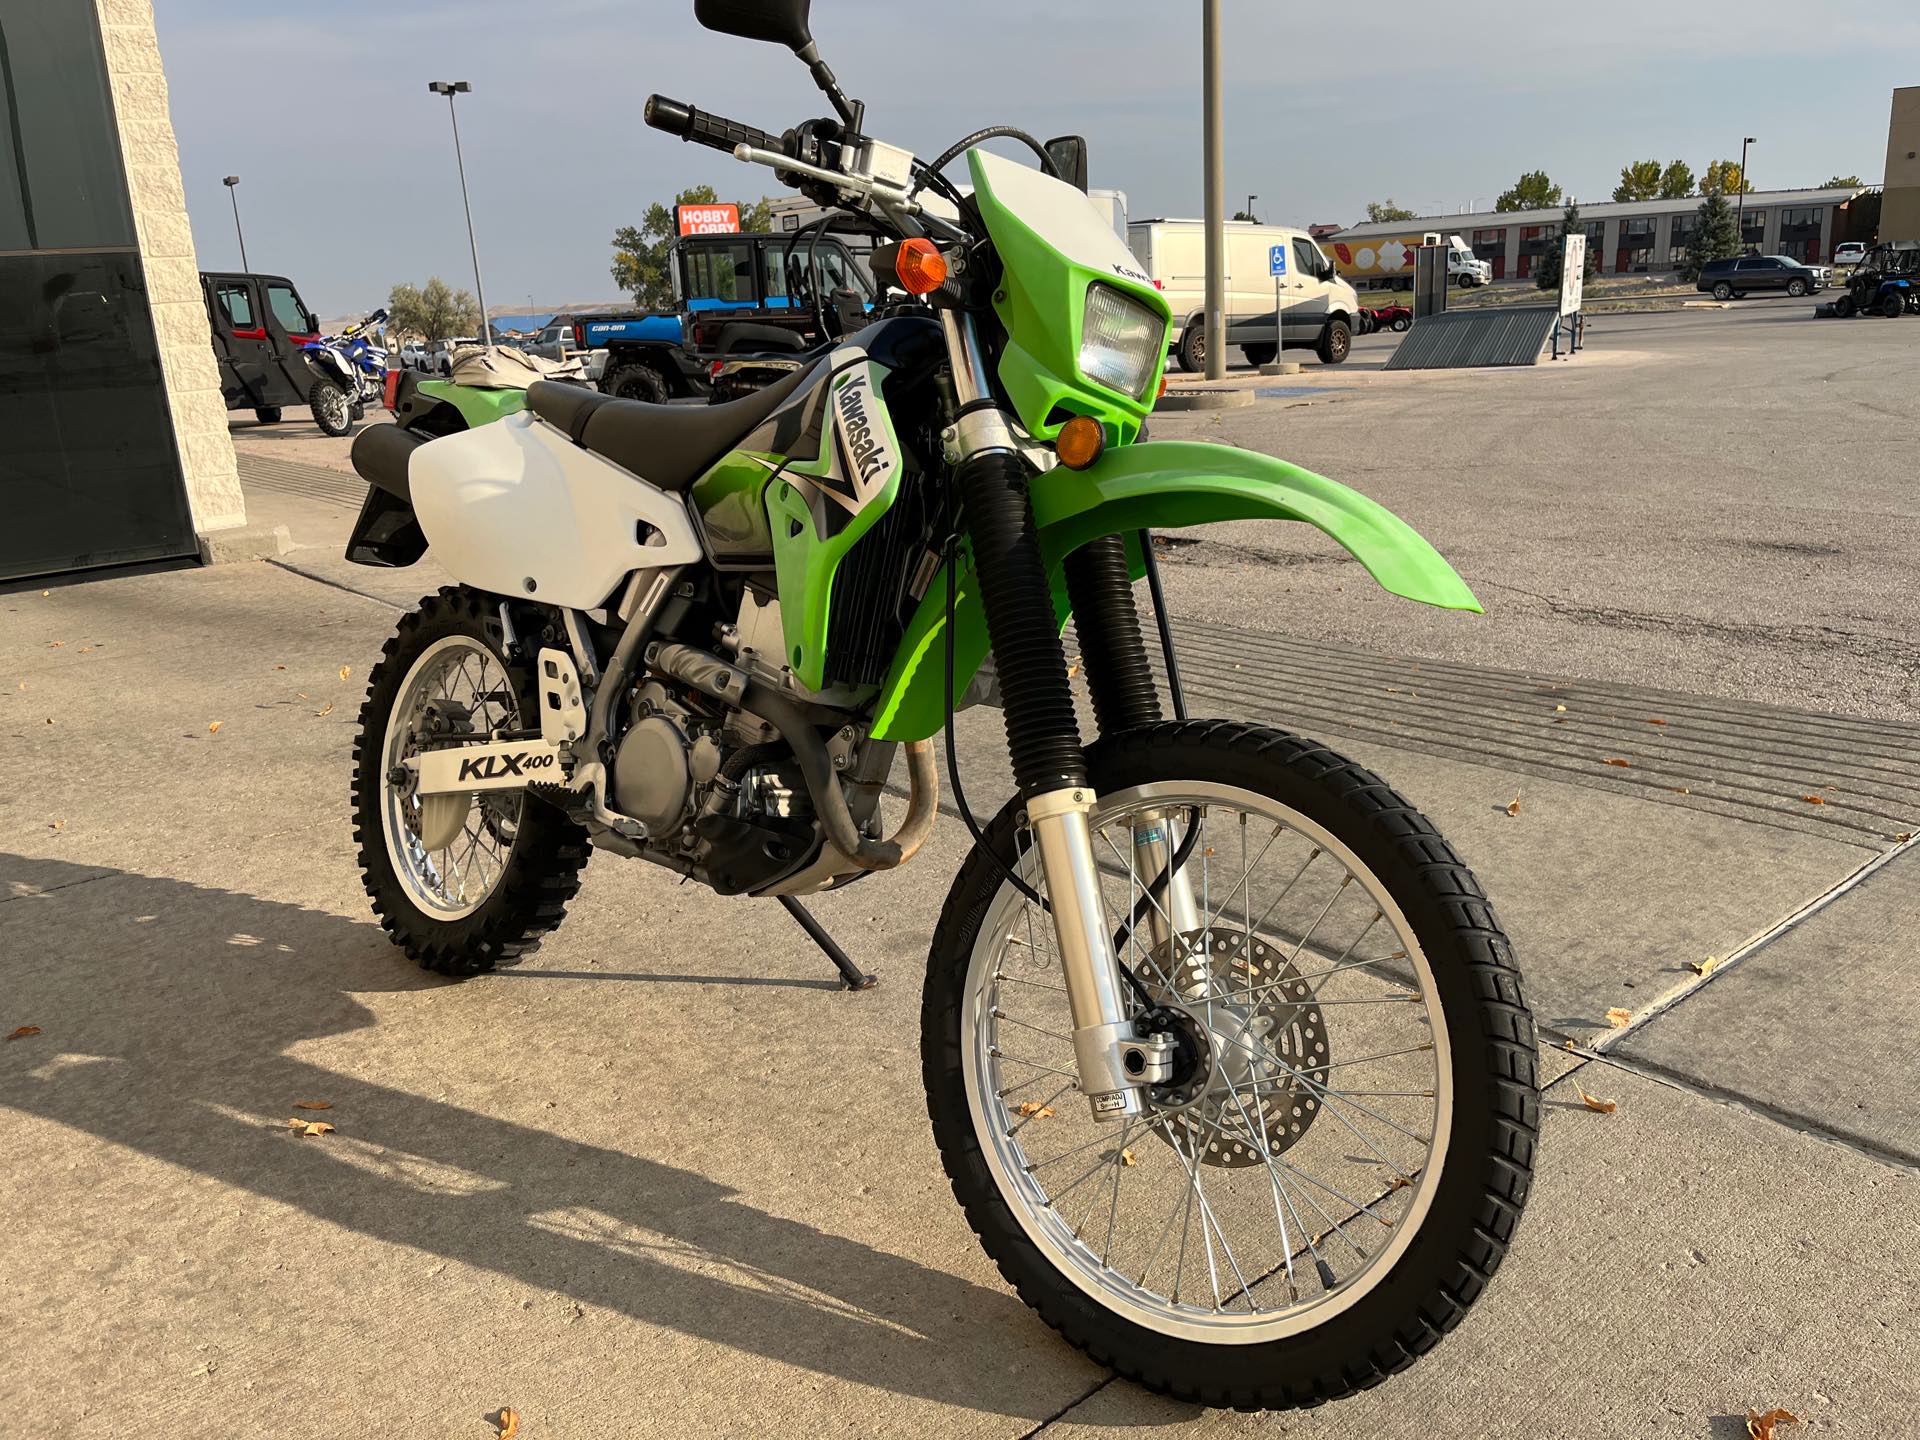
[
  {"x1": 266, "y1": 558, "x2": 405, "y2": 612},
  {"x1": 1021, "y1": 1374, "x2": 1118, "y2": 1439},
  {"x1": 1589, "y1": 1050, "x2": 1920, "y2": 1177},
  {"x1": 1590, "y1": 833, "x2": 1919, "y2": 1054}
]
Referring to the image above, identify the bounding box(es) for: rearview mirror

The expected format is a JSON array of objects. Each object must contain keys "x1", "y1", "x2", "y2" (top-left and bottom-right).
[
  {"x1": 1044, "y1": 135, "x2": 1089, "y2": 193},
  {"x1": 693, "y1": 0, "x2": 813, "y2": 52}
]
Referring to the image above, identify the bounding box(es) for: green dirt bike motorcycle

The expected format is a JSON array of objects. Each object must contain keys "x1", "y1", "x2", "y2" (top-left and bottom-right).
[{"x1": 343, "y1": 0, "x2": 1537, "y2": 1408}]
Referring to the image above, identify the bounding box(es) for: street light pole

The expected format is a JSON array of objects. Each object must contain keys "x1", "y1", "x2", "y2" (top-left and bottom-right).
[
  {"x1": 1202, "y1": 0, "x2": 1225, "y2": 379},
  {"x1": 1246, "y1": 193, "x2": 1258, "y2": 223},
  {"x1": 221, "y1": 175, "x2": 249, "y2": 272},
  {"x1": 1736, "y1": 136, "x2": 1755, "y2": 252},
  {"x1": 429, "y1": 80, "x2": 491, "y2": 351}
]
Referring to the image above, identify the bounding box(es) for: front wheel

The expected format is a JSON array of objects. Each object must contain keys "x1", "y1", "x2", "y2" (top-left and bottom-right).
[
  {"x1": 1786, "y1": 279, "x2": 1808, "y2": 297},
  {"x1": 254, "y1": 406, "x2": 282, "y2": 425},
  {"x1": 600, "y1": 361, "x2": 670, "y2": 403},
  {"x1": 1883, "y1": 292, "x2": 1906, "y2": 319},
  {"x1": 1391, "y1": 316, "x2": 1412, "y2": 333},
  {"x1": 1316, "y1": 320, "x2": 1351, "y2": 365},
  {"x1": 309, "y1": 378, "x2": 355, "y2": 437},
  {"x1": 1711, "y1": 281, "x2": 1733, "y2": 301},
  {"x1": 1835, "y1": 293, "x2": 1856, "y2": 318},
  {"x1": 922, "y1": 722, "x2": 1537, "y2": 1410}
]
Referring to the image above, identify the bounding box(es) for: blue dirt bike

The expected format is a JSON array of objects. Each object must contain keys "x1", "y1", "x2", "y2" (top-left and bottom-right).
[{"x1": 301, "y1": 307, "x2": 390, "y2": 437}]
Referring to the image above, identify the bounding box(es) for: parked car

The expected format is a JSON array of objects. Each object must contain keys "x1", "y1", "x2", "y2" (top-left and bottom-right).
[
  {"x1": 524, "y1": 323, "x2": 579, "y2": 363},
  {"x1": 431, "y1": 337, "x2": 478, "y2": 376},
  {"x1": 1364, "y1": 303, "x2": 1413, "y2": 333},
  {"x1": 1695, "y1": 255, "x2": 1829, "y2": 300},
  {"x1": 398, "y1": 342, "x2": 431, "y2": 370},
  {"x1": 1833, "y1": 242, "x2": 1867, "y2": 268}
]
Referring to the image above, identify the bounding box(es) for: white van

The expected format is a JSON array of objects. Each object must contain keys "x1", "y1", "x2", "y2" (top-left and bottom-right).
[{"x1": 1126, "y1": 218, "x2": 1363, "y2": 369}]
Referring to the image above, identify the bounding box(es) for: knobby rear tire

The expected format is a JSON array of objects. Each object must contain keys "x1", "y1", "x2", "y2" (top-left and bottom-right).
[
  {"x1": 350, "y1": 586, "x2": 590, "y2": 977},
  {"x1": 921, "y1": 721, "x2": 1538, "y2": 1410}
]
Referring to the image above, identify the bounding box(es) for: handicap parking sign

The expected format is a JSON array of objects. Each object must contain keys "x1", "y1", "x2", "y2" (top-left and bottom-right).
[{"x1": 1270, "y1": 245, "x2": 1288, "y2": 276}]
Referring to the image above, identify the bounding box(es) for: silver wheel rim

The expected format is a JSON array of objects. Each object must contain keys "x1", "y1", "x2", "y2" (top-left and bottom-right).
[
  {"x1": 380, "y1": 635, "x2": 522, "y2": 920},
  {"x1": 317, "y1": 385, "x2": 347, "y2": 429},
  {"x1": 962, "y1": 779, "x2": 1453, "y2": 1344}
]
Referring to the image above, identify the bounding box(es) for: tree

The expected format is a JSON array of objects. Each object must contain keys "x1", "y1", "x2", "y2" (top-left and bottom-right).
[
  {"x1": 1700, "y1": 159, "x2": 1752, "y2": 197},
  {"x1": 611, "y1": 185, "x2": 773, "y2": 309},
  {"x1": 387, "y1": 277, "x2": 480, "y2": 345},
  {"x1": 1534, "y1": 200, "x2": 1599, "y2": 290},
  {"x1": 1612, "y1": 160, "x2": 1662, "y2": 203},
  {"x1": 1495, "y1": 170, "x2": 1562, "y2": 213},
  {"x1": 1364, "y1": 199, "x2": 1417, "y2": 223},
  {"x1": 1680, "y1": 189, "x2": 1739, "y2": 281},
  {"x1": 1657, "y1": 160, "x2": 1695, "y2": 199},
  {"x1": 1822, "y1": 174, "x2": 1865, "y2": 190},
  {"x1": 1231, "y1": 209, "x2": 1259, "y2": 223}
]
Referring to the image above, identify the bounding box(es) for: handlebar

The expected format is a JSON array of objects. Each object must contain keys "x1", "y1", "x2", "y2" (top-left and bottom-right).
[{"x1": 644, "y1": 94, "x2": 784, "y2": 159}]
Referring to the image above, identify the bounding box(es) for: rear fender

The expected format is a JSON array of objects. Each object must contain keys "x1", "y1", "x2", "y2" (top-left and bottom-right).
[{"x1": 868, "y1": 440, "x2": 1479, "y2": 743}]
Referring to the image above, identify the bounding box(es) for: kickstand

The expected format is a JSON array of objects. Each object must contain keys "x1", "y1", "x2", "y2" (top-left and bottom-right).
[{"x1": 778, "y1": 894, "x2": 877, "y2": 991}]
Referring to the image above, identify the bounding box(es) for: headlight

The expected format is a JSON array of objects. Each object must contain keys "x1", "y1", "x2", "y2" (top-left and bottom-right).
[{"x1": 1078, "y1": 284, "x2": 1162, "y2": 400}]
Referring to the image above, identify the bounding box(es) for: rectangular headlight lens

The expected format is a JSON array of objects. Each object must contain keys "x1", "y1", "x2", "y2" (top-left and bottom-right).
[{"x1": 1078, "y1": 284, "x2": 1161, "y2": 400}]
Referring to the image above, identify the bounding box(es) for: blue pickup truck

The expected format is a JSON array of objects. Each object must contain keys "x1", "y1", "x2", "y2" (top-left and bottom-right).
[{"x1": 579, "y1": 230, "x2": 873, "y2": 401}]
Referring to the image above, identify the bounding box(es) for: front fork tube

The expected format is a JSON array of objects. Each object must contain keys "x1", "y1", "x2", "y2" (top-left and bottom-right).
[
  {"x1": 942, "y1": 310, "x2": 1174, "y2": 1121},
  {"x1": 1131, "y1": 808, "x2": 1202, "y2": 960}
]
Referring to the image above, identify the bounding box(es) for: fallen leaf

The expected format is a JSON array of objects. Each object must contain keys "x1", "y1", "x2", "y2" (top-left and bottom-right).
[
  {"x1": 496, "y1": 1407, "x2": 521, "y2": 1439},
  {"x1": 1574, "y1": 1083, "x2": 1617, "y2": 1114},
  {"x1": 292, "y1": 1100, "x2": 333, "y2": 1111},
  {"x1": 1800, "y1": 794, "x2": 1825, "y2": 805},
  {"x1": 47, "y1": 640, "x2": 64, "y2": 648},
  {"x1": 1898, "y1": 833, "x2": 1914, "y2": 844},
  {"x1": 49, "y1": 819, "x2": 64, "y2": 831},
  {"x1": 207, "y1": 721, "x2": 223, "y2": 734},
  {"x1": 286, "y1": 1118, "x2": 335, "y2": 1137},
  {"x1": 1120, "y1": 1148, "x2": 1137, "y2": 1167},
  {"x1": 6, "y1": 1026, "x2": 41, "y2": 1041},
  {"x1": 338, "y1": 665, "x2": 351, "y2": 681},
  {"x1": 274, "y1": 664, "x2": 286, "y2": 671},
  {"x1": 1553, "y1": 704, "x2": 1567, "y2": 712},
  {"x1": 1746, "y1": 1408, "x2": 1801, "y2": 1440},
  {"x1": 315, "y1": 703, "x2": 334, "y2": 718},
  {"x1": 78, "y1": 646, "x2": 94, "y2": 653},
  {"x1": 1672, "y1": 787, "x2": 1692, "y2": 796},
  {"x1": 1385, "y1": 1174, "x2": 1412, "y2": 1191},
  {"x1": 1602, "y1": 757, "x2": 1632, "y2": 768},
  {"x1": 44, "y1": 717, "x2": 53, "y2": 725},
  {"x1": 1605, "y1": 1007, "x2": 1633, "y2": 1028},
  {"x1": 1562, "y1": 1039, "x2": 1578, "y2": 1052},
  {"x1": 40, "y1": 589, "x2": 48, "y2": 596},
  {"x1": 1646, "y1": 717, "x2": 1667, "y2": 725},
  {"x1": 1504, "y1": 795, "x2": 1521, "y2": 817},
  {"x1": 1014, "y1": 1102, "x2": 1055, "y2": 1120},
  {"x1": 1686, "y1": 956, "x2": 1723, "y2": 977}
]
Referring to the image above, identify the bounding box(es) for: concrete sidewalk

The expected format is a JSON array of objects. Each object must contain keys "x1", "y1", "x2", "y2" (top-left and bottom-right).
[{"x1": 1, "y1": 461, "x2": 1914, "y2": 1436}]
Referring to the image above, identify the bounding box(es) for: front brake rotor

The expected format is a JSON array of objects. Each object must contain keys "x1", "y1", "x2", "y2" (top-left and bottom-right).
[{"x1": 1145, "y1": 927, "x2": 1331, "y2": 1167}]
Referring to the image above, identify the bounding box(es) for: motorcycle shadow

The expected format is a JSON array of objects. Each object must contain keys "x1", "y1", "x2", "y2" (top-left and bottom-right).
[{"x1": 0, "y1": 852, "x2": 1148, "y2": 1421}]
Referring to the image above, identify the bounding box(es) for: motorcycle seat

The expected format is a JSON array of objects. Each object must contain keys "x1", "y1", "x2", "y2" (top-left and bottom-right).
[{"x1": 526, "y1": 362, "x2": 818, "y2": 493}]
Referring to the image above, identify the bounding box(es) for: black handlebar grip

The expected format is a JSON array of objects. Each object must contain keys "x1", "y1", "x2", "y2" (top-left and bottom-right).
[{"x1": 643, "y1": 94, "x2": 782, "y2": 157}]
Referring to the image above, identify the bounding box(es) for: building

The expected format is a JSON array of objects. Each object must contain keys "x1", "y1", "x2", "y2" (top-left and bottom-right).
[
  {"x1": 1330, "y1": 185, "x2": 1872, "y2": 282},
  {"x1": 2, "y1": 0, "x2": 254, "y2": 583},
  {"x1": 1884, "y1": 86, "x2": 1920, "y2": 242}
]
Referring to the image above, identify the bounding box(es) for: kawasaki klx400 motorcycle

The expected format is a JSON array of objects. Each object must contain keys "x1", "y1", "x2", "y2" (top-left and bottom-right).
[{"x1": 343, "y1": 0, "x2": 1536, "y2": 1408}]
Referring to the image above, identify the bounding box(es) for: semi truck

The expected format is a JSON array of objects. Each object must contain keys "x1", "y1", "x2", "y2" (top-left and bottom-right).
[{"x1": 1326, "y1": 232, "x2": 1492, "y2": 290}]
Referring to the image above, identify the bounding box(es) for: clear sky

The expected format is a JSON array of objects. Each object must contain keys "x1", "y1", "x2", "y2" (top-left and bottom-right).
[{"x1": 152, "y1": 0, "x2": 1914, "y2": 316}]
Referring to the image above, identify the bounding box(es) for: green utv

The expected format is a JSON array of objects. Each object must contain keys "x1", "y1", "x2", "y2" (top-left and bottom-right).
[{"x1": 342, "y1": 0, "x2": 1537, "y2": 1408}]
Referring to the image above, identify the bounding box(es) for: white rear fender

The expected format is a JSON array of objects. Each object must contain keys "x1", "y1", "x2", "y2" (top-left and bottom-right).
[{"x1": 408, "y1": 411, "x2": 703, "y2": 610}]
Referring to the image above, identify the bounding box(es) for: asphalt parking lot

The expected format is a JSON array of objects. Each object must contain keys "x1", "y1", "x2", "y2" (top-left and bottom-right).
[{"x1": 1153, "y1": 305, "x2": 1919, "y2": 721}]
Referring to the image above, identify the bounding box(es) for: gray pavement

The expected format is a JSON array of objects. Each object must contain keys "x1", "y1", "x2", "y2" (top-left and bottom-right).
[{"x1": 3, "y1": 316, "x2": 1917, "y2": 1436}]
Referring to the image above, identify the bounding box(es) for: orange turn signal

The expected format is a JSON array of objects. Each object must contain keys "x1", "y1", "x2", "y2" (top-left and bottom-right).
[
  {"x1": 1055, "y1": 414, "x2": 1105, "y2": 470},
  {"x1": 895, "y1": 238, "x2": 948, "y2": 295}
]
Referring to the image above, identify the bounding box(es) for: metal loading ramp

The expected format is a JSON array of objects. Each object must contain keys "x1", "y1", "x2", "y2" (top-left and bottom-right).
[{"x1": 1384, "y1": 304, "x2": 1562, "y2": 369}]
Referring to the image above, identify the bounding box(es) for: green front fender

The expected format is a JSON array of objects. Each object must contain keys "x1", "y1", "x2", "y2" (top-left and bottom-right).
[
  {"x1": 415, "y1": 378, "x2": 527, "y2": 429},
  {"x1": 868, "y1": 440, "x2": 1480, "y2": 743}
]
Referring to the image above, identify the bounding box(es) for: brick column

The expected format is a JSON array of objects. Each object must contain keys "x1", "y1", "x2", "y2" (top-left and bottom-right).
[{"x1": 95, "y1": 0, "x2": 245, "y2": 538}]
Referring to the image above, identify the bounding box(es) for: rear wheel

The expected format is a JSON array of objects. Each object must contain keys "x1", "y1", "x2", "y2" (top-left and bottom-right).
[
  {"x1": 254, "y1": 406, "x2": 282, "y2": 425},
  {"x1": 351, "y1": 587, "x2": 590, "y2": 977},
  {"x1": 1176, "y1": 324, "x2": 1207, "y2": 375},
  {"x1": 1835, "y1": 293, "x2": 1857, "y2": 318},
  {"x1": 923, "y1": 722, "x2": 1538, "y2": 1410},
  {"x1": 309, "y1": 378, "x2": 355, "y2": 437},
  {"x1": 601, "y1": 361, "x2": 670, "y2": 403},
  {"x1": 1316, "y1": 320, "x2": 1351, "y2": 365},
  {"x1": 1883, "y1": 292, "x2": 1906, "y2": 319},
  {"x1": 1391, "y1": 316, "x2": 1412, "y2": 333}
]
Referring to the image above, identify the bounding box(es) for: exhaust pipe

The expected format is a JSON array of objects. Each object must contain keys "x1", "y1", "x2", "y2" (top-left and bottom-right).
[{"x1": 650, "y1": 642, "x2": 937, "y2": 870}]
